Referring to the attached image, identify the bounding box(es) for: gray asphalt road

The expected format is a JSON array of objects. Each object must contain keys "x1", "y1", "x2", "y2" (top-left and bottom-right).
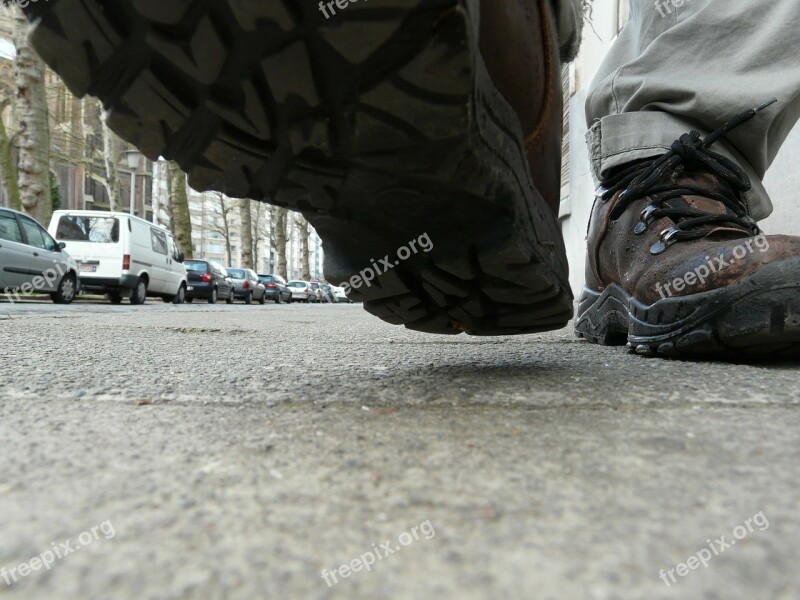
[{"x1": 0, "y1": 301, "x2": 798, "y2": 600}]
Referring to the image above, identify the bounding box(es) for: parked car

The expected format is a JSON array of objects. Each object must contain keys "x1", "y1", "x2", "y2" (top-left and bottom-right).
[
  {"x1": 257, "y1": 274, "x2": 292, "y2": 304},
  {"x1": 0, "y1": 207, "x2": 80, "y2": 304},
  {"x1": 184, "y1": 260, "x2": 235, "y2": 304},
  {"x1": 226, "y1": 268, "x2": 266, "y2": 304},
  {"x1": 321, "y1": 284, "x2": 336, "y2": 303},
  {"x1": 286, "y1": 280, "x2": 313, "y2": 302},
  {"x1": 330, "y1": 285, "x2": 351, "y2": 303},
  {"x1": 49, "y1": 210, "x2": 187, "y2": 304},
  {"x1": 308, "y1": 281, "x2": 324, "y2": 303}
]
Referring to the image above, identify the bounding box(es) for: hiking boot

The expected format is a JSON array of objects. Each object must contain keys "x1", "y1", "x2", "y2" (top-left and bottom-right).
[
  {"x1": 24, "y1": 0, "x2": 573, "y2": 335},
  {"x1": 575, "y1": 100, "x2": 800, "y2": 358}
]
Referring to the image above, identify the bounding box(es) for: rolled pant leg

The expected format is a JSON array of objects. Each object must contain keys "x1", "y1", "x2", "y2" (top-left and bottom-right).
[{"x1": 585, "y1": 0, "x2": 800, "y2": 220}]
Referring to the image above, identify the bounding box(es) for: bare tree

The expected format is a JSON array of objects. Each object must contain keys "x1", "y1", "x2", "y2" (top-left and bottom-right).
[
  {"x1": 251, "y1": 201, "x2": 266, "y2": 271},
  {"x1": 167, "y1": 160, "x2": 193, "y2": 258},
  {"x1": 274, "y1": 206, "x2": 288, "y2": 279},
  {"x1": 239, "y1": 197, "x2": 253, "y2": 269},
  {"x1": 209, "y1": 192, "x2": 234, "y2": 265},
  {"x1": 13, "y1": 10, "x2": 51, "y2": 222},
  {"x1": 101, "y1": 118, "x2": 122, "y2": 211},
  {"x1": 295, "y1": 213, "x2": 311, "y2": 280},
  {"x1": 0, "y1": 95, "x2": 20, "y2": 209}
]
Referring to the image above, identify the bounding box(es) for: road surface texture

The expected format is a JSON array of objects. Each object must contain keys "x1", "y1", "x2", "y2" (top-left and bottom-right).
[{"x1": 0, "y1": 300, "x2": 798, "y2": 600}]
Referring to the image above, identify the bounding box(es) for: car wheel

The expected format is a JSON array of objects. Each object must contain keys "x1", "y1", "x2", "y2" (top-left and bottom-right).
[
  {"x1": 130, "y1": 277, "x2": 148, "y2": 305},
  {"x1": 50, "y1": 273, "x2": 77, "y2": 304},
  {"x1": 259, "y1": 292, "x2": 266, "y2": 305},
  {"x1": 171, "y1": 283, "x2": 186, "y2": 304},
  {"x1": 244, "y1": 291, "x2": 253, "y2": 305},
  {"x1": 208, "y1": 287, "x2": 218, "y2": 304},
  {"x1": 226, "y1": 289, "x2": 234, "y2": 304}
]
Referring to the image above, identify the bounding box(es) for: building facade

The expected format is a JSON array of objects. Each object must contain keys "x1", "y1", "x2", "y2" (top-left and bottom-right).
[{"x1": 152, "y1": 159, "x2": 324, "y2": 279}]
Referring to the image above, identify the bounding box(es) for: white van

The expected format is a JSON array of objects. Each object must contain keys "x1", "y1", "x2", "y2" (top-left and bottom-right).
[{"x1": 48, "y1": 210, "x2": 187, "y2": 304}]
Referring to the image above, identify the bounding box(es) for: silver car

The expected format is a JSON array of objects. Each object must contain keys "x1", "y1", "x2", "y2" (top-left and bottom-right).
[
  {"x1": 225, "y1": 268, "x2": 267, "y2": 304},
  {"x1": 286, "y1": 280, "x2": 313, "y2": 302},
  {"x1": 0, "y1": 207, "x2": 80, "y2": 304}
]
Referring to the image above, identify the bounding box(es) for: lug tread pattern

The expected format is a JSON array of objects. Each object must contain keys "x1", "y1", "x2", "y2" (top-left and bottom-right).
[
  {"x1": 575, "y1": 285, "x2": 800, "y2": 360},
  {"x1": 26, "y1": 0, "x2": 573, "y2": 335}
]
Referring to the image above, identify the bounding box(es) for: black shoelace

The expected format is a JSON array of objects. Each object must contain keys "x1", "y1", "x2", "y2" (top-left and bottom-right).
[{"x1": 598, "y1": 98, "x2": 777, "y2": 255}]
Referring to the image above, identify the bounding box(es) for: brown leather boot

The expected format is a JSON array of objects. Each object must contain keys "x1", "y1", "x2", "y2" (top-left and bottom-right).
[
  {"x1": 24, "y1": 0, "x2": 572, "y2": 336},
  {"x1": 575, "y1": 100, "x2": 800, "y2": 359}
]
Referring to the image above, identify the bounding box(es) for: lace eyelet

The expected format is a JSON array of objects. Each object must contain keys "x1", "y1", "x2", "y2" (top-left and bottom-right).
[
  {"x1": 634, "y1": 205, "x2": 659, "y2": 236},
  {"x1": 650, "y1": 227, "x2": 681, "y2": 255}
]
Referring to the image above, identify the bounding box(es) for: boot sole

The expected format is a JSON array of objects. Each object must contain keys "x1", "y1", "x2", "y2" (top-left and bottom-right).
[
  {"x1": 575, "y1": 258, "x2": 800, "y2": 359},
  {"x1": 25, "y1": 0, "x2": 572, "y2": 335}
]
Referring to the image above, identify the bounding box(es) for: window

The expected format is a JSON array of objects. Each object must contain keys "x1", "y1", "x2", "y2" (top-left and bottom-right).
[
  {"x1": 0, "y1": 211, "x2": 23, "y2": 243},
  {"x1": 184, "y1": 261, "x2": 208, "y2": 273},
  {"x1": 150, "y1": 229, "x2": 168, "y2": 255},
  {"x1": 56, "y1": 216, "x2": 120, "y2": 243},
  {"x1": 20, "y1": 217, "x2": 58, "y2": 251}
]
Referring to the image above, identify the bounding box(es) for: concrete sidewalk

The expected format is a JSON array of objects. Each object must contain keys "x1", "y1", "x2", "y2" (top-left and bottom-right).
[{"x1": 0, "y1": 303, "x2": 798, "y2": 599}]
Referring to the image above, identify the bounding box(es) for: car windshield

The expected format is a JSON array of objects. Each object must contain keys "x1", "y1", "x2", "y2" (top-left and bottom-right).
[
  {"x1": 56, "y1": 215, "x2": 119, "y2": 243},
  {"x1": 227, "y1": 269, "x2": 246, "y2": 279},
  {"x1": 259, "y1": 275, "x2": 273, "y2": 282},
  {"x1": 287, "y1": 282, "x2": 305, "y2": 288},
  {"x1": 184, "y1": 261, "x2": 208, "y2": 273}
]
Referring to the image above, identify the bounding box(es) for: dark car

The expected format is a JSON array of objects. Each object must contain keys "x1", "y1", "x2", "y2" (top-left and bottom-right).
[
  {"x1": 184, "y1": 260, "x2": 235, "y2": 304},
  {"x1": 258, "y1": 273, "x2": 292, "y2": 304}
]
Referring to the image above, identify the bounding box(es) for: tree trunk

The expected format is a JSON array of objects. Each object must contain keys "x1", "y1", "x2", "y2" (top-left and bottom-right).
[
  {"x1": 212, "y1": 192, "x2": 232, "y2": 266},
  {"x1": 275, "y1": 207, "x2": 288, "y2": 279},
  {"x1": 296, "y1": 214, "x2": 311, "y2": 280},
  {"x1": 239, "y1": 198, "x2": 253, "y2": 269},
  {"x1": 69, "y1": 96, "x2": 85, "y2": 210},
  {"x1": 167, "y1": 160, "x2": 193, "y2": 258},
  {"x1": 0, "y1": 101, "x2": 20, "y2": 209},
  {"x1": 251, "y1": 202, "x2": 264, "y2": 270},
  {"x1": 14, "y1": 11, "x2": 51, "y2": 223},
  {"x1": 101, "y1": 119, "x2": 121, "y2": 212}
]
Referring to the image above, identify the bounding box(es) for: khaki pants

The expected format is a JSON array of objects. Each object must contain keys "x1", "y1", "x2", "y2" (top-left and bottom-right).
[{"x1": 584, "y1": 0, "x2": 800, "y2": 220}]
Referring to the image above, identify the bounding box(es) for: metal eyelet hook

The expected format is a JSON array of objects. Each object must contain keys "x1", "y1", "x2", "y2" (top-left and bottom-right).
[
  {"x1": 650, "y1": 226, "x2": 680, "y2": 255},
  {"x1": 634, "y1": 205, "x2": 659, "y2": 235}
]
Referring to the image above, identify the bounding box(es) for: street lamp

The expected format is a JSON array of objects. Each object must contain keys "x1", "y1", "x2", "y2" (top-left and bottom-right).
[{"x1": 124, "y1": 149, "x2": 142, "y2": 216}]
